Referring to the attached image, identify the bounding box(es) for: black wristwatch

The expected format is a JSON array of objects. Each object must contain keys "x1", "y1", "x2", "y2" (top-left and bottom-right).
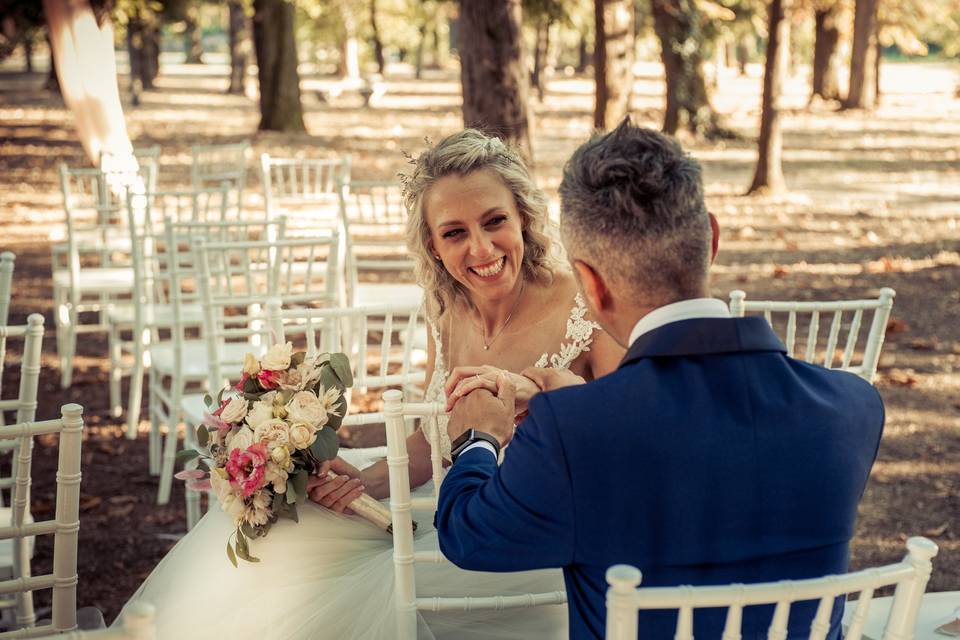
[{"x1": 450, "y1": 429, "x2": 501, "y2": 463}]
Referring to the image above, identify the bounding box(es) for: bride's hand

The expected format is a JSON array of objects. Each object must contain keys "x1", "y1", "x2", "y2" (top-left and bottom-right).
[
  {"x1": 307, "y1": 458, "x2": 365, "y2": 515},
  {"x1": 445, "y1": 365, "x2": 539, "y2": 413}
]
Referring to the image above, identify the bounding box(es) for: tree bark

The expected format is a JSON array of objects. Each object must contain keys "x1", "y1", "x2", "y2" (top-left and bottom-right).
[
  {"x1": 747, "y1": 0, "x2": 789, "y2": 195},
  {"x1": 458, "y1": 0, "x2": 533, "y2": 162},
  {"x1": 414, "y1": 20, "x2": 426, "y2": 80},
  {"x1": 227, "y1": 0, "x2": 251, "y2": 94},
  {"x1": 651, "y1": 0, "x2": 716, "y2": 137},
  {"x1": 23, "y1": 38, "x2": 33, "y2": 73},
  {"x1": 576, "y1": 30, "x2": 590, "y2": 73},
  {"x1": 531, "y1": 16, "x2": 550, "y2": 101},
  {"x1": 594, "y1": 0, "x2": 634, "y2": 130},
  {"x1": 370, "y1": 0, "x2": 385, "y2": 75},
  {"x1": 811, "y1": 6, "x2": 841, "y2": 101},
  {"x1": 873, "y1": 19, "x2": 881, "y2": 103},
  {"x1": 843, "y1": 0, "x2": 878, "y2": 109},
  {"x1": 252, "y1": 0, "x2": 305, "y2": 132},
  {"x1": 45, "y1": 31, "x2": 60, "y2": 93},
  {"x1": 184, "y1": 3, "x2": 204, "y2": 64}
]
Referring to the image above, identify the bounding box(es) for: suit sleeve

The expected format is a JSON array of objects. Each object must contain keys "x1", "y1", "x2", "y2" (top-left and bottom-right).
[{"x1": 434, "y1": 394, "x2": 576, "y2": 571}]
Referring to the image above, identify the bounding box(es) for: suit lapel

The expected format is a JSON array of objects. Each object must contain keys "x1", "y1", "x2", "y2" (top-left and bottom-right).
[{"x1": 618, "y1": 317, "x2": 786, "y2": 369}]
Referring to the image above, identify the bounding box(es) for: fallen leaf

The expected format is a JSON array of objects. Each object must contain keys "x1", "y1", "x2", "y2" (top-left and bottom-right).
[
  {"x1": 79, "y1": 495, "x2": 102, "y2": 512},
  {"x1": 907, "y1": 338, "x2": 939, "y2": 351},
  {"x1": 886, "y1": 318, "x2": 910, "y2": 336},
  {"x1": 108, "y1": 504, "x2": 135, "y2": 518},
  {"x1": 108, "y1": 495, "x2": 138, "y2": 505},
  {"x1": 772, "y1": 264, "x2": 790, "y2": 278},
  {"x1": 879, "y1": 368, "x2": 919, "y2": 387},
  {"x1": 923, "y1": 523, "x2": 948, "y2": 537}
]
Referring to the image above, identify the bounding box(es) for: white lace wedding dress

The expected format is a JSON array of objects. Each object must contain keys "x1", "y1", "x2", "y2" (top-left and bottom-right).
[{"x1": 118, "y1": 295, "x2": 599, "y2": 640}]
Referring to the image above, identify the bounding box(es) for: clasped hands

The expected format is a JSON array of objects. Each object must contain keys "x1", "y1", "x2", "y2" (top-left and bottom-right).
[{"x1": 443, "y1": 365, "x2": 585, "y2": 449}]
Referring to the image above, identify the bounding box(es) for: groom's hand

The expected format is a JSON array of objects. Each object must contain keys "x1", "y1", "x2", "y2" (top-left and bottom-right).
[
  {"x1": 447, "y1": 372, "x2": 516, "y2": 448},
  {"x1": 307, "y1": 459, "x2": 364, "y2": 515},
  {"x1": 521, "y1": 367, "x2": 586, "y2": 392}
]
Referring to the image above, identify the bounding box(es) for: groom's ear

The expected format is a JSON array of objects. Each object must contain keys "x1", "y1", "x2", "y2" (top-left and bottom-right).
[{"x1": 573, "y1": 260, "x2": 612, "y2": 313}]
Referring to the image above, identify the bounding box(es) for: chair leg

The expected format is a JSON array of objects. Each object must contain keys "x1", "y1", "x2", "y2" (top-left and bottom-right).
[
  {"x1": 147, "y1": 369, "x2": 161, "y2": 472},
  {"x1": 184, "y1": 428, "x2": 202, "y2": 530},
  {"x1": 126, "y1": 330, "x2": 146, "y2": 439},
  {"x1": 108, "y1": 323, "x2": 123, "y2": 418},
  {"x1": 56, "y1": 290, "x2": 76, "y2": 389},
  {"x1": 156, "y1": 421, "x2": 179, "y2": 505}
]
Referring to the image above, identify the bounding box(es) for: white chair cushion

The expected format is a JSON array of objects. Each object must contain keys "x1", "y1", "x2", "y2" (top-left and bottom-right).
[
  {"x1": 0, "y1": 507, "x2": 35, "y2": 569},
  {"x1": 353, "y1": 283, "x2": 423, "y2": 308},
  {"x1": 53, "y1": 267, "x2": 135, "y2": 292},
  {"x1": 107, "y1": 303, "x2": 204, "y2": 327},
  {"x1": 150, "y1": 341, "x2": 263, "y2": 378},
  {"x1": 180, "y1": 393, "x2": 209, "y2": 427}
]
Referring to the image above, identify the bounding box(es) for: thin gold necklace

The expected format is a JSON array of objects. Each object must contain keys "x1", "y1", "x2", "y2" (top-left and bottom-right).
[{"x1": 475, "y1": 280, "x2": 525, "y2": 351}]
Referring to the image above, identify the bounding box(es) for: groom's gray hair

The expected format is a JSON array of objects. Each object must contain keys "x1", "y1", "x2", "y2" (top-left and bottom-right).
[{"x1": 559, "y1": 119, "x2": 712, "y2": 303}]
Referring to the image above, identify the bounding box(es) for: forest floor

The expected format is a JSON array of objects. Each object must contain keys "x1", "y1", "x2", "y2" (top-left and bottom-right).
[{"x1": 0, "y1": 58, "x2": 958, "y2": 624}]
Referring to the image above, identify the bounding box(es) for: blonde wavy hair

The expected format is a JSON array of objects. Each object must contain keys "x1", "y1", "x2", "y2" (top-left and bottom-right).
[{"x1": 402, "y1": 129, "x2": 555, "y2": 317}]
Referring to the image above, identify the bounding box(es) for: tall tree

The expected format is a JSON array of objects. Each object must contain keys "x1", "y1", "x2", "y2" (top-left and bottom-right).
[
  {"x1": 843, "y1": 0, "x2": 878, "y2": 109},
  {"x1": 458, "y1": 0, "x2": 533, "y2": 161},
  {"x1": 811, "y1": 3, "x2": 842, "y2": 101},
  {"x1": 370, "y1": 0, "x2": 385, "y2": 75},
  {"x1": 651, "y1": 0, "x2": 718, "y2": 137},
  {"x1": 747, "y1": 0, "x2": 789, "y2": 195},
  {"x1": 227, "y1": 0, "x2": 251, "y2": 94},
  {"x1": 183, "y1": 1, "x2": 203, "y2": 63},
  {"x1": 126, "y1": 3, "x2": 161, "y2": 104},
  {"x1": 252, "y1": 0, "x2": 305, "y2": 132},
  {"x1": 594, "y1": 0, "x2": 634, "y2": 130}
]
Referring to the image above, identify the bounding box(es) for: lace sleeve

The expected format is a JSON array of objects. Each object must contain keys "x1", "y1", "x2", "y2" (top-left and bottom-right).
[
  {"x1": 534, "y1": 293, "x2": 601, "y2": 370},
  {"x1": 423, "y1": 320, "x2": 453, "y2": 460}
]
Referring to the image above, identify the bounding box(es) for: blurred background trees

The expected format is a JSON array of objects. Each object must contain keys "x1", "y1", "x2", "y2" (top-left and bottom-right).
[{"x1": 1, "y1": 0, "x2": 958, "y2": 172}]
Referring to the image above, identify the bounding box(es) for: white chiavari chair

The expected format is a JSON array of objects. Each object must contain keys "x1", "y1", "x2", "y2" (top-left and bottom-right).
[
  {"x1": 604, "y1": 536, "x2": 938, "y2": 640},
  {"x1": 728, "y1": 288, "x2": 895, "y2": 383},
  {"x1": 337, "y1": 179, "x2": 423, "y2": 308},
  {"x1": 0, "y1": 253, "x2": 14, "y2": 428},
  {"x1": 111, "y1": 185, "x2": 238, "y2": 435},
  {"x1": 0, "y1": 403, "x2": 84, "y2": 637},
  {"x1": 382, "y1": 389, "x2": 567, "y2": 640},
  {"x1": 147, "y1": 219, "x2": 288, "y2": 497},
  {"x1": 191, "y1": 141, "x2": 249, "y2": 215},
  {"x1": 29, "y1": 602, "x2": 154, "y2": 639},
  {"x1": 159, "y1": 233, "x2": 341, "y2": 518},
  {"x1": 0, "y1": 314, "x2": 44, "y2": 625}
]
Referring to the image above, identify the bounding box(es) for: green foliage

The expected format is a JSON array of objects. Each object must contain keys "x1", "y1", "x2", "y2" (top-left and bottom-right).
[{"x1": 310, "y1": 423, "x2": 340, "y2": 461}]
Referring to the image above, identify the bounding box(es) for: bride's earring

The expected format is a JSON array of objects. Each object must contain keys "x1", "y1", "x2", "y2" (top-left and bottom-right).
[{"x1": 433, "y1": 255, "x2": 441, "y2": 261}]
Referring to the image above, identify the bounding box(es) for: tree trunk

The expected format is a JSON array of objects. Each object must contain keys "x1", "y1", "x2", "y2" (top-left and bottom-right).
[
  {"x1": 458, "y1": 0, "x2": 533, "y2": 162},
  {"x1": 747, "y1": 0, "x2": 789, "y2": 195},
  {"x1": 811, "y1": 6, "x2": 841, "y2": 101},
  {"x1": 414, "y1": 20, "x2": 426, "y2": 80},
  {"x1": 337, "y1": 4, "x2": 360, "y2": 80},
  {"x1": 45, "y1": 31, "x2": 60, "y2": 93},
  {"x1": 370, "y1": 0, "x2": 385, "y2": 75},
  {"x1": 735, "y1": 36, "x2": 749, "y2": 75},
  {"x1": 141, "y1": 13, "x2": 160, "y2": 89},
  {"x1": 252, "y1": 0, "x2": 305, "y2": 132},
  {"x1": 594, "y1": 0, "x2": 634, "y2": 130},
  {"x1": 23, "y1": 38, "x2": 33, "y2": 73},
  {"x1": 184, "y1": 4, "x2": 204, "y2": 64},
  {"x1": 651, "y1": 0, "x2": 716, "y2": 137},
  {"x1": 227, "y1": 0, "x2": 251, "y2": 94},
  {"x1": 576, "y1": 30, "x2": 590, "y2": 73},
  {"x1": 531, "y1": 16, "x2": 550, "y2": 101},
  {"x1": 843, "y1": 0, "x2": 878, "y2": 109},
  {"x1": 873, "y1": 19, "x2": 881, "y2": 103}
]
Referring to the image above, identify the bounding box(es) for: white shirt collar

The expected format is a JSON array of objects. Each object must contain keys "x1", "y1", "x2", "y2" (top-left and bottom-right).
[{"x1": 627, "y1": 298, "x2": 731, "y2": 347}]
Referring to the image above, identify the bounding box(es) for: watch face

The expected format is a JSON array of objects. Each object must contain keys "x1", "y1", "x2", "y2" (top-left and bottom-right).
[{"x1": 450, "y1": 428, "x2": 475, "y2": 451}]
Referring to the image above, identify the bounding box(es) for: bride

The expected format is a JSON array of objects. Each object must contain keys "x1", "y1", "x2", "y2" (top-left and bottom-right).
[{"x1": 118, "y1": 130, "x2": 623, "y2": 639}]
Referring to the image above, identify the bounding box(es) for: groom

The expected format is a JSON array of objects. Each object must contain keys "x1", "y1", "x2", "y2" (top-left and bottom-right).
[{"x1": 437, "y1": 120, "x2": 884, "y2": 640}]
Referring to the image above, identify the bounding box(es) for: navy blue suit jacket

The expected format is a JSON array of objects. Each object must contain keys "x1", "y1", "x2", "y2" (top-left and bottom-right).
[{"x1": 435, "y1": 317, "x2": 884, "y2": 639}]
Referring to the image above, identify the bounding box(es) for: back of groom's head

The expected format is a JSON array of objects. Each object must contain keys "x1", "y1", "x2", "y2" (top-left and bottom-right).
[{"x1": 559, "y1": 118, "x2": 711, "y2": 304}]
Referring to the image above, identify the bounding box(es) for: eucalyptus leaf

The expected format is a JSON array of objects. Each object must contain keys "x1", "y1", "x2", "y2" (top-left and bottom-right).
[
  {"x1": 328, "y1": 352, "x2": 354, "y2": 388},
  {"x1": 325, "y1": 394, "x2": 348, "y2": 431},
  {"x1": 240, "y1": 523, "x2": 258, "y2": 539},
  {"x1": 242, "y1": 376, "x2": 260, "y2": 395},
  {"x1": 318, "y1": 366, "x2": 341, "y2": 397},
  {"x1": 292, "y1": 472, "x2": 308, "y2": 504},
  {"x1": 203, "y1": 393, "x2": 214, "y2": 409},
  {"x1": 310, "y1": 424, "x2": 340, "y2": 461},
  {"x1": 196, "y1": 426, "x2": 209, "y2": 448},
  {"x1": 277, "y1": 505, "x2": 296, "y2": 521},
  {"x1": 271, "y1": 492, "x2": 284, "y2": 513},
  {"x1": 288, "y1": 502, "x2": 299, "y2": 524},
  {"x1": 175, "y1": 449, "x2": 201, "y2": 463},
  {"x1": 236, "y1": 529, "x2": 249, "y2": 556},
  {"x1": 291, "y1": 351, "x2": 306, "y2": 367},
  {"x1": 226, "y1": 540, "x2": 238, "y2": 568},
  {"x1": 285, "y1": 480, "x2": 297, "y2": 504},
  {"x1": 314, "y1": 352, "x2": 331, "y2": 365},
  {"x1": 243, "y1": 392, "x2": 262, "y2": 401}
]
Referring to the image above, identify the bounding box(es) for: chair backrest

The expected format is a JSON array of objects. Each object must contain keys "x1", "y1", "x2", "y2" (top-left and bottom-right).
[
  {"x1": 605, "y1": 536, "x2": 938, "y2": 640},
  {"x1": 0, "y1": 403, "x2": 84, "y2": 636},
  {"x1": 99, "y1": 145, "x2": 160, "y2": 197},
  {"x1": 337, "y1": 180, "x2": 415, "y2": 305},
  {"x1": 0, "y1": 252, "x2": 15, "y2": 327},
  {"x1": 728, "y1": 288, "x2": 895, "y2": 382},
  {"x1": 0, "y1": 314, "x2": 44, "y2": 481},
  {"x1": 31, "y1": 601, "x2": 155, "y2": 639},
  {"x1": 265, "y1": 299, "x2": 427, "y2": 392},
  {"x1": 191, "y1": 141, "x2": 249, "y2": 216},
  {"x1": 381, "y1": 390, "x2": 566, "y2": 640},
  {"x1": 260, "y1": 154, "x2": 352, "y2": 231},
  {"x1": 192, "y1": 234, "x2": 340, "y2": 390}
]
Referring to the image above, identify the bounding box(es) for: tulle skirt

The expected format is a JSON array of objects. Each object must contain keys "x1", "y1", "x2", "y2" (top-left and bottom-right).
[{"x1": 118, "y1": 455, "x2": 568, "y2": 639}]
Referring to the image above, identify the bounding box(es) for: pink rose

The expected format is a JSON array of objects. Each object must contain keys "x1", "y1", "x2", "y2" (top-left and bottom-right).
[
  {"x1": 257, "y1": 369, "x2": 283, "y2": 390},
  {"x1": 225, "y1": 443, "x2": 269, "y2": 498},
  {"x1": 202, "y1": 413, "x2": 231, "y2": 434}
]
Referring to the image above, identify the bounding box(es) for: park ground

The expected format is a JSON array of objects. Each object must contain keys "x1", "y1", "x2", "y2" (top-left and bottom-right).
[{"x1": 0, "y1": 57, "x2": 958, "y2": 621}]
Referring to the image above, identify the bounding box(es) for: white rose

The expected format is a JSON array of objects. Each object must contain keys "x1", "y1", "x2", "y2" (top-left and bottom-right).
[
  {"x1": 261, "y1": 342, "x2": 293, "y2": 371},
  {"x1": 289, "y1": 422, "x2": 319, "y2": 450},
  {"x1": 242, "y1": 352, "x2": 261, "y2": 376},
  {"x1": 245, "y1": 393, "x2": 276, "y2": 430},
  {"x1": 219, "y1": 396, "x2": 248, "y2": 425},
  {"x1": 286, "y1": 391, "x2": 328, "y2": 428},
  {"x1": 210, "y1": 471, "x2": 245, "y2": 525},
  {"x1": 270, "y1": 445, "x2": 292, "y2": 469},
  {"x1": 226, "y1": 426, "x2": 255, "y2": 453},
  {"x1": 253, "y1": 418, "x2": 290, "y2": 447}
]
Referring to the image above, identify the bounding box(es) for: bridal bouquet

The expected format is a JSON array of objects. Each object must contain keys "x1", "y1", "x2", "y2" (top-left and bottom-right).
[{"x1": 176, "y1": 342, "x2": 392, "y2": 566}]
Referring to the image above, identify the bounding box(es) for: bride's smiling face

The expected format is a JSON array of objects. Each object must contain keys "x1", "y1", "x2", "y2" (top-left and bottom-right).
[{"x1": 424, "y1": 169, "x2": 525, "y2": 301}]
